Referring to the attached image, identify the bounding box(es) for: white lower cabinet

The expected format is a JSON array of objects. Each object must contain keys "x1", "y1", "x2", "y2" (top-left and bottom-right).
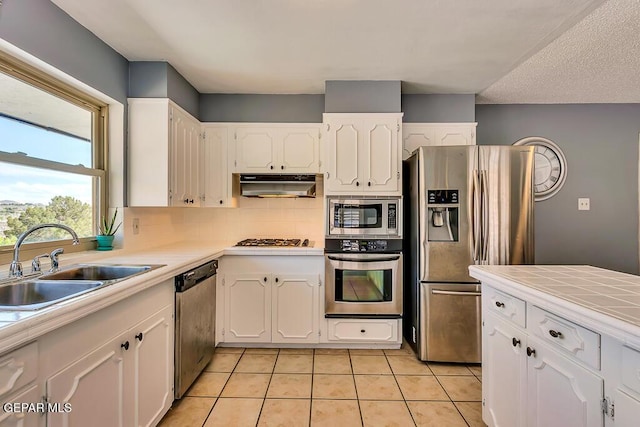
[
  {"x1": 0, "y1": 384, "x2": 40, "y2": 427},
  {"x1": 46, "y1": 304, "x2": 173, "y2": 427},
  {"x1": 326, "y1": 319, "x2": 399, "y2": 343},
  {"x1": 36, "y1": 280, "x2": 174, "y2": 427},
  {"x1": 219, "y1": 256, "x2": 322, "y2": 345},
  {"x1": 483, "y1": 287, "x2": 605, "y2": 427}
]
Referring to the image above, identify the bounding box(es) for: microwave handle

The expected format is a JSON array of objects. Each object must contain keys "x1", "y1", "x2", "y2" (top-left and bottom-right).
[{"x1": 327, "y1": 255, "x2": 401, "y2": 263}]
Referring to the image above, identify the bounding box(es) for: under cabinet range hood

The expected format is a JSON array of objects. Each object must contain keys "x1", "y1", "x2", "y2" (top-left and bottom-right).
[{"x1": 239, "y1": 174, "x2": 317, "y2": 198}]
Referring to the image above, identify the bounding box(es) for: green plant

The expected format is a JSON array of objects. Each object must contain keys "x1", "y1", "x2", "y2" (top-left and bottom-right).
[{"x1": 99, "y1": 207, "x2": 121, "y2": 236}]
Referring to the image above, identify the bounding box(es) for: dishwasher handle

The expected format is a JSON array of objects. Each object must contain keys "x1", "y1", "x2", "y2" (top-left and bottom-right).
[
  {"x1": 176, "y1": 260, "x2": 218, "y2": 292},
  {"x1": 431, "y1": 289, "x2": 482, "y2": 297}
]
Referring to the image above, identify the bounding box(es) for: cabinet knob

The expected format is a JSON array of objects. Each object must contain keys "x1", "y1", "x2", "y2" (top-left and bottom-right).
[
  {"x1": 219, "y1": 200, "x2": 223, "y2": 205},
  {"x1": 275, "y1": 277, "x2": 279, "y2": 283},
  {"x1": 270, "y1": 165, "x2": 274, "y2": 170},
  {"x1": 183, "y1": 199, "x2": 189, "y2": 204},
  {"x1": 526, "y1": 347, "x2": 536, "y2": 357},
  {"x1": 512, "y1": 337, "x2": 521, "y2": 347},
  {"x1": 281, "y1": 165, "x2": 284, "y2": 170},
  {"x1": 356, "y1": 181, "x2": 360, "y2": 187},
  {"x1": 548, "y1": 330, "x2": 563, "y2": 339},
  {"x1": 264, "y1": 277, "x2": 267, "y2": 282},
  {"x1": 360, "y1": 329, "x2": 366, "y2": 333},
  {"x1": 190, "y1": 199, "x2": 194, "y2": 204},
  {"x1": 121, "y1": 341, "x2": 130, "y2": 351},
  {"x1": 136, "y1": 332, "x2": 144, "y2": 342},
  {"x1": 495, "y1": 301, "x2": 505, "y2": 308},
  {"x1": 367, "y1": 182, "x2": 371, "y2": 187}
]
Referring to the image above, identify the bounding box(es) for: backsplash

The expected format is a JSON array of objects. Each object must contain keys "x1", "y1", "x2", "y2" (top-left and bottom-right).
[{"x1": 123, "y1": 181, "x2": 325, "y2": 250}]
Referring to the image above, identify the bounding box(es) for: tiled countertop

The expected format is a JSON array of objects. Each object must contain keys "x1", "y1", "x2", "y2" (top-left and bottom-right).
[
  {"x1": 469, "y1": 265, "x2": 640, "y2": 346},
  {"x1": 0, "y1": 241, "x2": 325, "y2": 354}
]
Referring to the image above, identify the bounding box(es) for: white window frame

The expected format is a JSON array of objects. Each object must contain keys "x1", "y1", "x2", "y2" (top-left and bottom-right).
[{"x1": 0, "y1": 50, "x2": 109, "y2": 264}]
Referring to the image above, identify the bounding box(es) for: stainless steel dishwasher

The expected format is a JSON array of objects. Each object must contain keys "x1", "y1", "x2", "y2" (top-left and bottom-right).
[{"x1": 174, "y1": 259, "x2": 217, "y2": 399}]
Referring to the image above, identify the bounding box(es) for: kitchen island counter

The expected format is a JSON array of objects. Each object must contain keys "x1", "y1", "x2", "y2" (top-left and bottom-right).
[
  {"x1": 469, "y1": 265, "x2": 640, "y2": 346},
  {"x1": 470, "y1": 264, "x2": 640, "y2": 427}
]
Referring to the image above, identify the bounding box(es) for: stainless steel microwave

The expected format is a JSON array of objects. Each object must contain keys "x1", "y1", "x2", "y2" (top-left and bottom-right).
[{"x1": 327, "y1": 197, "x2": 401, "y2": 237}]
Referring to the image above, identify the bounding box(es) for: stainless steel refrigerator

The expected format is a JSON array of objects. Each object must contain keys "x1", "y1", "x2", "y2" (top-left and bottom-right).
[{"x1": 404, "y1": 145, "x2": 534, "y2": 363}]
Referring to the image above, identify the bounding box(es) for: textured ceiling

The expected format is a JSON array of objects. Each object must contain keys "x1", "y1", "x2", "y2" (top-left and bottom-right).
[{"x1": 48, "y1": 0, "x2": 639, "y2": 103}]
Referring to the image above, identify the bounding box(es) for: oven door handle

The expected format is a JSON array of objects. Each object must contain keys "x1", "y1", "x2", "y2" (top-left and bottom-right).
[
  {"x1": 327, "y1": 255, "x2": 401, "y2": 263},
  {"x1": 431, "y1": 289, "x2": 482, "y2": 297}
]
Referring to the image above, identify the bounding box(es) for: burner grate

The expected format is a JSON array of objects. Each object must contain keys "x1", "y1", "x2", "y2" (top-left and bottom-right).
[{"x1": 235, "y1": 238, "x2": 303, "y2": 247}]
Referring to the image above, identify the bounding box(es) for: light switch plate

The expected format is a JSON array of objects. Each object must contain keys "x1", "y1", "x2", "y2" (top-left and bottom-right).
[{"x1": 578, "y1": 198, "x2": 590, "y2": 211}]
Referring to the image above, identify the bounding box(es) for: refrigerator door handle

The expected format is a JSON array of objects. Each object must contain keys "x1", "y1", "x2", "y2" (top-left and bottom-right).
[
  {"x1": 480, "y1": 170, "x2": 489, "y2": 262},
  {"x1": 472, "y1": 170, "x2": 482, "y2": 261}
]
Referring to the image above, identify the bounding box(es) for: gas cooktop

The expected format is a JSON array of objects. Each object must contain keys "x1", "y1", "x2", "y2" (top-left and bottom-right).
[{"x1": 235, "y1": 238, "x2": 310, "y2": 247}]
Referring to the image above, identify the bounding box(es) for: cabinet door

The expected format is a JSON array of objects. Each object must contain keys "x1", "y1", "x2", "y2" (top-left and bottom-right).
[
  {"x1": 526, "y1": 337, "x2": 604, "y2": 427},
  {"x1": 46, "y1": 334, "x2": 127, "y2": 427},
  {"x1": 435, "y1": 125, "x2": 475, "y2": 146},
  {"x1": 202, "y1": 126, "x2": 231, "y2": 207},
  {"x1": 0, "y1": 385, "x2": 40, "y2": 427},
  {"x1": 614, "y1": 389, "x2": 640, "y2": 427},
  {"x1": 483, "y1": 313, "x2": 527, "y2": 427},
  {"x1": 235, "y1": 127, "x2": 277, "y2": 172},
  {"x1": 280, "y1": 127, "x2": 320, "y2": 173},
  {"x1": 224, "y1": 274, "x2": 272, "y2": 343},
  {"x1": 402, "y1": 125, "x2": 436, "y2": 160},
  {"x1": 272, "y1": 274, "x2": 319, "y2": 344},
  {"x1": 131, "y1": 305, "x2": 174, "y2": 427},
  {"x1": 170, "y1": 107, "x2": 200, "y2": 207},
  {"x1": 362, "y1": 118, "x2": 399, "y2": 193},
  {"x1": 325, "y1": 119, "x2": 361, "y2": 192}
]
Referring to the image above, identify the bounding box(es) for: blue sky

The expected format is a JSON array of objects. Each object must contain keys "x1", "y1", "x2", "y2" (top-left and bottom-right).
[{"x1": 0, "y1": 116, "x2": 92, "y2": 204}]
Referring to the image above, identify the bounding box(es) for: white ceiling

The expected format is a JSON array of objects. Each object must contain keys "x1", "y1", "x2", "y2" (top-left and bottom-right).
[{"x1": 50, "y1": 0, "x2": 640, "y2": 103}]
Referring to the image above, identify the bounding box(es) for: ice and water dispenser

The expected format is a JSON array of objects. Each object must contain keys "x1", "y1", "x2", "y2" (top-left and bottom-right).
[{"x1": 426, "y1": 190, "x2": 459, "y2": 242}]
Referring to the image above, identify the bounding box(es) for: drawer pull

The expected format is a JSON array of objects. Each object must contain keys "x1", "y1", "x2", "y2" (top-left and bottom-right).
[
  {"x1": 121, "y1": 341, "x2": 130, "y2": 351},
  {"x1": 135, "y1": 332, "x2": 144, "y2": 342},
  {"x1": 526, "y1": 347, "x2": 536, "y2": 357},
  {"x1": 549, "y1": 330, "x2": 563, "y2": 339},
  {"x1": 512, "y1": 338, "x2": 521, "y2": 347},
  {"x1": 360, "y1": 329, "x2": 366, "y2": 333},
  {"x1": 495, "y1": 301, "x2": 505, "y2": 308}
]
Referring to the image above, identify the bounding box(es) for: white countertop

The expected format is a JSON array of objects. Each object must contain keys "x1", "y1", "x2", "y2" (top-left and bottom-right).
[
  {"x1": 0, "y1": 241, "x2": 325, "y2": 354},
  {"x1": 469, "y1": 265, "x2": 640, "y2": 346}
]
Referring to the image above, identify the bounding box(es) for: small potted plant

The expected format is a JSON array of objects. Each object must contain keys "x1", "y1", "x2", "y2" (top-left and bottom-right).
[{"x1": 96, "y1": 207, "x2": 121, "y2": 251}]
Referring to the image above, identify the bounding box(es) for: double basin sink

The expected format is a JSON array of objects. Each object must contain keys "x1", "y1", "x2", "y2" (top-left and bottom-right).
[{"x1": 0, "y1": 264, "x2": 164, "y2": 311}]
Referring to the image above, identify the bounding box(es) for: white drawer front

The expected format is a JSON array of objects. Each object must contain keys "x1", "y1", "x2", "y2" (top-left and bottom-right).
[
  {"x1": 484, "y1": 286, "x2": 526, "y2": 328},
  {"x1": 622, "y1": 345, "x2": 640, "y2": 396},
  {"x1": 529, "y1": 306, "x2": 600, "y2": 370},
  {"x1": 0, "y1": 342, "x2": 38, "y2": 400},
  {"x1": 327, "y1": 319, "x2": 398, "y2": 342}
]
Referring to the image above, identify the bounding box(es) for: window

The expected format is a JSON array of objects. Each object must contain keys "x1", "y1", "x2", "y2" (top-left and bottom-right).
[{"x1": 0, "y1": 51, "x2": 107, "y2": 261}]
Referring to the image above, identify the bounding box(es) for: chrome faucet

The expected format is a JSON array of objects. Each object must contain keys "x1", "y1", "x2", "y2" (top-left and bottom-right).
[{"x1": 9, "y1": 224, "x2": 80, "y2": 278}]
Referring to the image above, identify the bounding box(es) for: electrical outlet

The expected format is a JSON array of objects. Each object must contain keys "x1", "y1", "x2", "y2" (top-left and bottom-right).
[
  {"x1": 578, "y1": 198, "x2": 590, "y2": 211},
  {"x1": 132, "y1": 218, "x2": 140, "y2": 235}
]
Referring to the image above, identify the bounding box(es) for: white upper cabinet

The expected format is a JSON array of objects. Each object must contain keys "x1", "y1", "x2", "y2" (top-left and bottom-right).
[
  {"x1": 201, "y1": 124, "x2": 233, "y2": 207},
  {"x1": 402, "y1": 123, "x2": 477, "y2": 160},
  {"x1": 232, "y1": 124, "x2": 321, "y2": 173},
  {"x1": 324, "y1": 113, "x2": 403, "y2": 195},
  {"x1": 129, "y1": 98, "x2": 201, "y2": 207}
]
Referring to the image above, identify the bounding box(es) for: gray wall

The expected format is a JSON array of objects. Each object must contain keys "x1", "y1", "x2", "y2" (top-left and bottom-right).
[
  {"x1": 0, "y1": 0, "x2": 129, "y2": 104},
  {"x1": 200, "y1": 94, "x2": 325, "y2": 123},
  {"x1": 325, "y1": 80, "x2": 401, "y2": 113},
  {"x1": 402, "y1": 94, "x2": 475, "y2": 122},
  {"x1": 129, "y1": 61, "x2": 199, "y2": 118},
  {"x1": 476, "y1": 104, "x2": 640, "y2": 274}
]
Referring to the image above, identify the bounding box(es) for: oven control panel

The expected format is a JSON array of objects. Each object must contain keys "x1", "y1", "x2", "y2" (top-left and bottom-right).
[{"x1": 325, "y1": 238, "x2": 403, "y2": 253}]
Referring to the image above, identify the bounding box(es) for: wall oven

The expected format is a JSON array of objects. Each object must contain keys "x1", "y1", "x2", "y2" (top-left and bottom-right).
[
  {"x1": 327, "y1": 197, "x2": 401, "y2": 237},
  {"x1": 324, "y1": 239, "x2": 403, "y2": 317}
]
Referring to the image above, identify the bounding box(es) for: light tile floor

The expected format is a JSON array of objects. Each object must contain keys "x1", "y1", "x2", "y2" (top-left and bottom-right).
[{"x1": 159, "y1": 344, "x2": 486, "y2": 427}]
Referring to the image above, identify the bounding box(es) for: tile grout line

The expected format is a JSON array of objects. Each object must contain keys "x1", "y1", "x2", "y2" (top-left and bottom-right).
[
  {"x1": 255, "y1": 348, "x2": 279, "y2": 426},
  {"x1": 385, "y1": 352, "x2": 419, "y2": 427},
  {"x1": 199, "y1": 347, "x2": 245, "y2": 427}
]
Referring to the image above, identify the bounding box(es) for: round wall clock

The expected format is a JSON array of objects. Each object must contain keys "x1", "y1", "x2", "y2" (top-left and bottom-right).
[{"x1": 513, "y1": 136, "x2": 567, "y2": 202}]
